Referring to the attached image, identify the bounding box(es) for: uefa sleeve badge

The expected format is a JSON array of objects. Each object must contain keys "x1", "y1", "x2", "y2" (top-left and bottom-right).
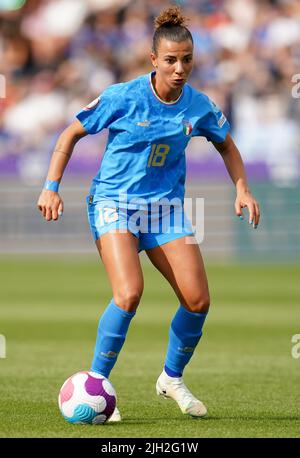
[{"x1": 83, "y1": 96, "x2": 101, "y2": 111}]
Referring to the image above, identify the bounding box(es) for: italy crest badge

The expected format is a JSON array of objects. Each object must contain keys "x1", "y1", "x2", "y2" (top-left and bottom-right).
[{"x1": 182, "y1": 119, "x2": 193, "y2": 136}]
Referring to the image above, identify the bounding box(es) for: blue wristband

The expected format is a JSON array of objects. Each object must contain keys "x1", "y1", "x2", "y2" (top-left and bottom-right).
[{"x1": 44, "y1": 180, "x2": 60, "y2": 192}]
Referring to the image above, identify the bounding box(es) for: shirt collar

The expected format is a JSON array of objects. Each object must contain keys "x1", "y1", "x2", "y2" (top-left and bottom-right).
[{"x1": 148, "y1": 71, "x2": 184, "y2": 106}]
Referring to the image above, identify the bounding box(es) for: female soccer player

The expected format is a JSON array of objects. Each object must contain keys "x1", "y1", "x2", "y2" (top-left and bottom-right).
[{"x1": 37, "y1": 6, "x2": 260, "y2": 422}]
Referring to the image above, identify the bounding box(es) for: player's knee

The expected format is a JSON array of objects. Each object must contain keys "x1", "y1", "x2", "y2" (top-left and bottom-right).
[
  {"x1": 184, "y1": 293, "x2": 210, "y2": 314},
  {"x1": 114, "y1": 288, "x2": 143, "y2": 313}
]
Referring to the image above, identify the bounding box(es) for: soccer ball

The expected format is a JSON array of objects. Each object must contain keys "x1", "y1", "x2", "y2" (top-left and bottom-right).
[{"x1": 58, "y1": 371, "x2": 117, "y2": 424}]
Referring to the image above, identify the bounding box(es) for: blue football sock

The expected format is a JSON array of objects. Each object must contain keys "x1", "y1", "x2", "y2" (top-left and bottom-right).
[
  {"x1": 91, "y1": 299, "x2": 136, "y2": 378},
  {"x1": 165, "y1": 304, "x2": 208, "y2": 377}
]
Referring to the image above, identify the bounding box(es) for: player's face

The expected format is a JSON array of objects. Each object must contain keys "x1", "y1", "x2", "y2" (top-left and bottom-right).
[{"x1": 151, "y1": 38, "x2": 194, "y2": 91}]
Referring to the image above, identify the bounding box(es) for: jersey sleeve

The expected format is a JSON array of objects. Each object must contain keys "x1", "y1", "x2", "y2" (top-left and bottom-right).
[
  {"x1": 195, "y1": 96, "x2": 230, "y2": 143},
  {"x1": 76, "y1": 89, "x2": 117, "y2": 134}
]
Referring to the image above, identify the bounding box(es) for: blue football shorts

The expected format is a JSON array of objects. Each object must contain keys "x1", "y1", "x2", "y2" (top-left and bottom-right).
[{"x1": 86, "y1": 196, "x2": 194, "y2": 252}]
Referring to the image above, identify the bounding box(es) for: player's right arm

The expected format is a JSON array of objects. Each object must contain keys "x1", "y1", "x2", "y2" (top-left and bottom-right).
[{"x1": 37, "y1": 119, "x2": 87, "y2": 221}]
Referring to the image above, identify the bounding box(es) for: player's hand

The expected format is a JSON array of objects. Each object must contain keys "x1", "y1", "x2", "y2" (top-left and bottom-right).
[
  {"x1": 235, "y1": 190, "x2": 260, "y2": 229},
  {"x1": 37, "y1": 189, "x2": 64, "y2": 221}
]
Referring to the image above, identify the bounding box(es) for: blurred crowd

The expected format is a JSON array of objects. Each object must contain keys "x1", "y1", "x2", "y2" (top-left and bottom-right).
[{"x1": 0, "y1": 0, "x2": 300, "y2": 184}]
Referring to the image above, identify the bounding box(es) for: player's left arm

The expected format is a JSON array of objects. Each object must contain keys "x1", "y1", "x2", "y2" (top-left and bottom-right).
[{"x1": 212, "y1": 132, "x2": 260, "y2": 229}]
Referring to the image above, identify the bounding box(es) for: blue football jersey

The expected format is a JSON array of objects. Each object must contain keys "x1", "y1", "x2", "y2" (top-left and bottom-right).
[{"x1": 76, "y1": 71, "x2": 230, "y2": 208}]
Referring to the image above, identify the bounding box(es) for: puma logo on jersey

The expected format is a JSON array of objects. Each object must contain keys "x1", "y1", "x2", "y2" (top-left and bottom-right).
[{"x1": 136, "y1": 120, "x2": 151, "y2": 127}]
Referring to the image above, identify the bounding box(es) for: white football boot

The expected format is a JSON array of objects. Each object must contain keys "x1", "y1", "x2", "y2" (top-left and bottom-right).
[
  {"x1": 156, "y1": 370, "x2": 207, "y2": 417},
  {"x1": 107, "y1": 406, "x2": 121, "y2": 422}
]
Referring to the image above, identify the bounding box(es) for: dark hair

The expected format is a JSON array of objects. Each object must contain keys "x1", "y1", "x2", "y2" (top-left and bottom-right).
[{"x1": 152, "y1": 6, "x2": 193, "y2": 54}]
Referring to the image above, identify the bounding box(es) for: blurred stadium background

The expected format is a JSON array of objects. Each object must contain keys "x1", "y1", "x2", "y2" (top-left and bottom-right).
[{"x1": 0, "y1": 0, "x2": 300, "y2": 260}]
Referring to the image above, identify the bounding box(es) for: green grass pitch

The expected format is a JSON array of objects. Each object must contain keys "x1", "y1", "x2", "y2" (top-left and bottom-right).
[{"x1": 0, "y1": 255, "x2": 299, "y2": 438}]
